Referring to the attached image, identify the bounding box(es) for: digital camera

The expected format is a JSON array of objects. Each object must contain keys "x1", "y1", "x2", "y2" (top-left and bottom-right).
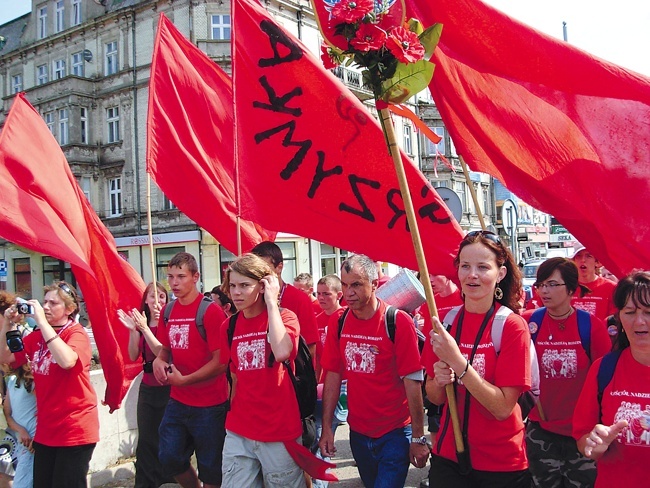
[
  {"x1": 143, "y1": 361, "x2": 154, "y2": 374},
  {"x1": 6, "y1": 329, "x2": 24, "y2": 353},
  {"x1": 15, "y1": 298, "x2": 34, "y2": 316}
]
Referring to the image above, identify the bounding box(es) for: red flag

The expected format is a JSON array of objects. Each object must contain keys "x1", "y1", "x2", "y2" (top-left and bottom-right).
[
  {"x1": 147, "y1": 14, "x2": 275, "y2": 254},
  {"x1": 0, "y1": 94, "x2": 146, "y2": 411},
  {"x1": 233, "y1": 0, "x2": 463, "y2": 278},
  {"x1": 406, "y1": 0, "x2": 650, "y2": 278}
]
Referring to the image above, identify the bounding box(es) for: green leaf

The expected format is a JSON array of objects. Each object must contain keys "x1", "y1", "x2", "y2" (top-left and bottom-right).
[
  {"x1": 419, "y1": 23, "x2": 443, "y2": 61},
  {"x1": 381, "y1": 59, "x2": 435, "y2": 104},
  {"x1": 407, "y1": 18, "x2": 424, "y2": 36}
]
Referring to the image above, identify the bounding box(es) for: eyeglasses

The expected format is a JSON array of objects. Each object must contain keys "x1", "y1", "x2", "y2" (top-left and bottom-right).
[
  {"x1": 535, "y1": 282, "x2": 566, "y2": 290},
  {"x1": 58, "y1": 282, "x2": 75, "y2": 297},
  {"x1": 465, "y1": 230, "x2": 502, "y2": 245}
]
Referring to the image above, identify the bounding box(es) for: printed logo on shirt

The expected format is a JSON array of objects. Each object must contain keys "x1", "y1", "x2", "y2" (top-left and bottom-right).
[
  {"x1": 31, "y1": 348, "x2": 53, "y2": 375},
  {"x1": 236, "y1": 338, "x2": 266, "y2": 371},
  {"x1": 541, "y1": 349, "x2": 578, "y2": 379},
  {"x1": 572, "y1": 298, "x2": 600, "y2": 317},
  {"x1": 319, "y1": 329, "x2": 327, "y2": 347},
  {"x1": 344, "y1": 341, "x2": 376, "y2": 374},
  {"x1": 613, "y1": 400, "x2": 650, "y2": 447},
  {"x1": 169, "y1": 324, "x2": 190, "y2": 349}
]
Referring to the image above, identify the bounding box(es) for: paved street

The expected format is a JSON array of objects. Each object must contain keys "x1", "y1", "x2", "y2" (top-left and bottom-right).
[{"x1": 96, "y1": 421, "x2": 429, "y2": 487}]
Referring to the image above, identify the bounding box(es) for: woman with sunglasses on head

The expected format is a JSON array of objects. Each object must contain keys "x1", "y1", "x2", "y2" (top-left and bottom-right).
[
  {"x1": 521, "y1": 258, "x2": 611, "y2": 487},
  {"x1": 573, "y1": 270, "x2": 650, "y2": 487},
  {"x1": 0, "y1": 281, "x2": 99, "y2": 488},
  {"x1": 118, "y1": 282, "x2": 170, "y2": 488},
  {"x1": 421, "y1": 231, "x2": 532, "y2": 487}
]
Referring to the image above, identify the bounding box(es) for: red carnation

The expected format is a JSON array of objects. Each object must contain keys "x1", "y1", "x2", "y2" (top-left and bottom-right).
[
  {"x1": 331, "y1": 0, "x2": 374, "y2": 24},
  {"x1": 386, "y1": 26, "x2": 425, "y2": 63},
  {"x1": 350, "y1": 23, "x2": 387, "y2": 52},
  {"x1": 320, "y1": 43, "x2": 339, "y2": 70}
]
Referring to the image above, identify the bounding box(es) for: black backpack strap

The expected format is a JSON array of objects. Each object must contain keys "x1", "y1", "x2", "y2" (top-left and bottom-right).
[
  {"x1": 337, "y1": 308, "x2": 351, "y2": 339},
  {"x1": 163, "y1": 301, "x2": 175, "y2": 325},
  {"x1": 227, "y1": 312, "x2": 239, "y2": 347},
  {"x1": 384, "y1": 305, "x2": 397, "y2": 342},
  {"x1": 194, "y1": 295, "x2": 213, "y2": 342},
  {"x1": 597, "y1": 350, "x2": 622, "y2": 423}
]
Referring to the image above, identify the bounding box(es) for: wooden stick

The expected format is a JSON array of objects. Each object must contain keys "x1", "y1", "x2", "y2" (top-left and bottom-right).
[
  {"x1": 378, "y1": 107, "x2": 465, "y2": 456},
  {"x1": 460, "y1": 155, "x2": 487, "y2": 231},
  {"x1": 146, "y1": 175, "x2": 156, "y2": 283}
]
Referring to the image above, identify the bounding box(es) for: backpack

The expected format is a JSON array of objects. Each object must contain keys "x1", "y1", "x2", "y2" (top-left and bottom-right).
[
  {"x1": 596, "y1": 350, "x2": 622, "y2": 422},
  {"x1": 337, "y1": 305, "x2": 426, "y2": 352},
  {"x1": 443, "y1": 306, "x2": 541, "y2": 419},
  {"x1": 227, "y1": 311, "x2": 317, "y2": 420},
  {"x1": 163, "y1": 295, "x2": 213, "y2": 341},
  {"x1": 529, "y1": 308, "x2": 592, "y2": 360}
]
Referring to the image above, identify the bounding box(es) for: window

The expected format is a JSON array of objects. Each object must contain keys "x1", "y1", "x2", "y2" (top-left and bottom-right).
[
  {"x1": 38, "y1": 7, "x2": 47, "y2": 39},
  {"x1": 58, "y1": 109, "x2": 69, "y2": 145},
  {"x1": 80, "y1": 107, "x2": 88, "y2": 144},
  {"x1": 11, "y1": 75, "x2": 22, "y2": 94},
  {"x1": 72, "y1": 0, "x2": 82, "y2": 26},
  {"x1": 37, "y1": 64, "x2": 49, "y2": 85},
  {"x1": 42, "y1": 257, "x2": 75, "y2": 287},
  {"x1": 106, "y1": 106, "x2": 120, "y2": 143},
  {"x1": 55, "y1": 1, "x2": 64, "y2": 33},
  {"x1": 53, "y1": 59, "x2": 66, "y2": 79},
  {"x1": 427, "y1": 127, "x2": 446, "y2": 156},
  {"x1": 80, "y1": 176, "x2": 91, "y2": 202},
  {"x1": 105, "y1": 41, "x2": 118, "y2": 75},
  {"x1": 163, "y1": 195, "x2": 176, "y2": 211},
  {"x1": 210, "y1": 15, "x2": 231, "y2": 40},
  {"x1": 72, "y1": 52, "x2": 84, "y2": 76},
  {"x1": 157, "y1": 246, "x2": 185, "y2": 284},
  {"x1": 403, "y1": 124, "x2": 413, "y2": 155},
  {"x1": 320, "y1": 244, "x2": 349, "y2": 277},
  {"x1": 14, "y1": 258, "x2": 32, "y2": 298},
  {"x1": 44, "y1": 112, "x2": 54, "y2": 134},
  {"x1": 108, "y1": 177, "x2": 122, "y2": 217}
]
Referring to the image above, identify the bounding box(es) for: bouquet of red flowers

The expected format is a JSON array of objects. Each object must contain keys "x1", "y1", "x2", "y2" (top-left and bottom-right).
[{"x1": 316, "y1": 0, "x2": 442, "y2": 103}]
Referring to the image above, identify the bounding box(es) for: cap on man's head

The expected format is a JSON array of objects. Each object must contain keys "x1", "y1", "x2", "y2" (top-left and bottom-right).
[{"x1": 571, "y1": 245, "x2": 587, "y2": 259}]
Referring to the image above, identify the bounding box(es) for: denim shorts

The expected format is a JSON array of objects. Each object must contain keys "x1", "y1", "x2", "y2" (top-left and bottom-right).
[{"x1": 158, "y1": 399, "x2": 228, "y2": 485}]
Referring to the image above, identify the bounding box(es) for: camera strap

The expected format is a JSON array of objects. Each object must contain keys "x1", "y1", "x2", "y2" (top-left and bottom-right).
[{"x1": 35, "y1": 319, "x2": 74, "y2": 367}]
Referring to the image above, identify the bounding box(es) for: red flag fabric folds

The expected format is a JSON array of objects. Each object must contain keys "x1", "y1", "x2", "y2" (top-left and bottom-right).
[
  {"x1": 233, "y1": 0, "x2": 463, "y2": 278},
  {"x1": 407, "y1": 0, "x2": 650, "y2": 278},
  {"x1": 0, "y1": 94, "x2": 146, "y2": 411},
  {"x1": 147, "y1": 14, "x2": 275, "y2": 255}
]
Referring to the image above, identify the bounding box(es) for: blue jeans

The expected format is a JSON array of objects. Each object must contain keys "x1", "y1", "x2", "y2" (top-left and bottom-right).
[
  {"x1": 349, "y1": 425, "x2": 412, "y2": 488},
  {"x1": 158, "y1": 399, "x2": 227, "y2": 485}
]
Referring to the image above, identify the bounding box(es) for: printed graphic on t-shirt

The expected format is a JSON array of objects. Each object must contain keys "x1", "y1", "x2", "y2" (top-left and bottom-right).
[
  {"x1": 613, "y1": 401, "x2": 650, "y2": 446},
  {"x1": 344, "y1": 341, "x2": 376, "y2": 374},
  {"x1": 572, "y1": 299, "x2": 599, "y2": 317},
  {"x1": 31, "y1": 349, "x2": 53, "y2": 375},
  {"x1": 472, "y1": 353, "x2": 486, "y2": 379},
  {"x1": 541, "y1": 349, "x2": 578, "y2": 379},
  {"x1": 320, "y1": 329, "x2": 327, "y2": 347},
  {"x1": 169, "y1": 324, "x2": 190, "y2": 349},
  {"x1": 236, "y1": 339, "x2": 266, "y2": 371}
]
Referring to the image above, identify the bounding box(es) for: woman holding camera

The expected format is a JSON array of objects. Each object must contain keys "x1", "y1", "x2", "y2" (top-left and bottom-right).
[
  {"x1": 0, "y1": 281, "x2": 99, "y2": 488},
  {"x1": 118, "y1": 282, "x2": 169, "y2": 488}
]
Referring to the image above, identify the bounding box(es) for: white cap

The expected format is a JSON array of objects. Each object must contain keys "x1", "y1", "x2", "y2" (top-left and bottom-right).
[{"x1": 571, "y1": 245, "x2": 586, "y2": 259}]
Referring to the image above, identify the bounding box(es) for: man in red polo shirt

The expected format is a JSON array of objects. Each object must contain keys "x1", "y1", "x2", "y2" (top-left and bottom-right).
[{"x1": 571, "y1": 246, "x2": 616, "y2": 324}]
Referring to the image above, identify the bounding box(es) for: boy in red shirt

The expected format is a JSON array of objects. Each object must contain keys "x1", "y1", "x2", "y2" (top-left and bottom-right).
[{"x1": 571, "y1": 246, "x2": 616, "y2": 323}]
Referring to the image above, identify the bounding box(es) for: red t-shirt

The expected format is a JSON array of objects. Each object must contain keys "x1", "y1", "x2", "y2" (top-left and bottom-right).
[
  {"x1": 157, "y1": 295, "x2": 228, "y2": 407},
  {"x1": 140, "y1": 325, "x2": 163, "y2": 387},
  {"x1": 219, "y1": 308, "x2": 302, "y2": 442},
  {"x1": 311, "y1": 298, "x2": 323, "y2": 316},
  {"x1": 573, "y1": 349, "x2": 650, "y2": 487},
  {"x1": 572, "y1": 276, "x2": 616, "y2": 322},
  {"x1": 521, "y1": 309, "x2": 611, "y2": 436},
  {"x1": 12, "y1": 322, "x2": 99, "y2": 446},
  {"x1": 315, "y1": 308, "x2": 344, "y2": 383},
  {"x1": 321, "y1": 300, "x2": 422, "y2": 438},
  {"x1": 280, "y1": 284, "x2": 319, "y2": 346},
  {"x1": 420, "y1": 305, "x2": 531, "y2": 471},
  {"x1": 420, "y1": 290, "x2": 464, "y2": 338}
]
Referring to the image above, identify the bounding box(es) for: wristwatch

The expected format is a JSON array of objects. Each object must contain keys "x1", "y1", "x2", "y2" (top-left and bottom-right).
[{"x1": 411, "y1": 435, "x2": 428, "y2": 445}]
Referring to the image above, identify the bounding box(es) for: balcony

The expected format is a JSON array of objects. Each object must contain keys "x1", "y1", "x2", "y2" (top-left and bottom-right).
[{"x1": 331, "y1": 66, "x2": 374, "y2": 100}]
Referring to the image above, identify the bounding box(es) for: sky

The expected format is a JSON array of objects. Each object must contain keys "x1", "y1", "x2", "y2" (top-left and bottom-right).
[{"x1": 0, "y1": 0, "x2": 648, "y2": 76}]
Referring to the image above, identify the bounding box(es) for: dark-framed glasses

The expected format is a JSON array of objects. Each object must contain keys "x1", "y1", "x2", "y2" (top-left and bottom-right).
[
  {"x1": 535, "y1": 282, "x2": 566, "y2": 290},
  {"x1": 465, "y1": 230, "x2": 501, "y2": 245}
]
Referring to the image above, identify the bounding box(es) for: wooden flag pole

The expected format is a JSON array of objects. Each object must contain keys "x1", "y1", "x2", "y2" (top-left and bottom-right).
[
  {"x1": 146, "y1": 174, "x2": 156, "y2": 283},
  {"x1": 460, "y1": 155, "x2": 546, "y2": 421},
  {"x1": 378, "y1": 107, "x2": 465, "y2": 456}
]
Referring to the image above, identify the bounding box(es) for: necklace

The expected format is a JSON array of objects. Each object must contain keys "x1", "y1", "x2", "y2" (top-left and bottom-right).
[
  {"x1": 548, "y1": 308, "x2": 574, "y2": 341},
  {"x1": 547, "y1": 307, "x2": 573, "y2": 319}
]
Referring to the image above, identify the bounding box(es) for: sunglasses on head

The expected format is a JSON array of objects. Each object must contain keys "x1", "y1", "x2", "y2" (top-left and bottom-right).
[
  {"x1": 465, "y1": 230, "x2": 502, "y2": 245},
  {"x1": 58, "y1": 282, "x2": 74, "y2": 297}
]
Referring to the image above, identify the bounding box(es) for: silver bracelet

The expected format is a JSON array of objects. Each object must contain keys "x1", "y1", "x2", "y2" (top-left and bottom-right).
[{"x1": 457, "y1": 360, "x2": 470, "y2": 381}]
